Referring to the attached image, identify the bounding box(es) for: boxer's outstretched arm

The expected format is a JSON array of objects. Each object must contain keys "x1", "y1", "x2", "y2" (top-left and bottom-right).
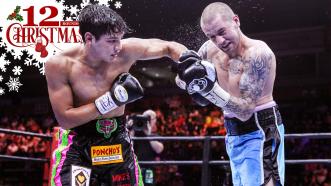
[
  {"x1": 223, "y1": 49, "x2": 274, "y2": 121},
  {"x1": 122, "y1": 38, "x2": 187, "y2": 62},
  {"x1": 45, "y1": 56, "x2": 101, "y2": 129}
]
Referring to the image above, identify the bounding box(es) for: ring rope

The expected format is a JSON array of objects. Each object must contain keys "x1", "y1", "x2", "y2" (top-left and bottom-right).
[
  {"x1": 0, "y1": 128, "x2": 52, "y2": 139},
  {"x1": 1, "y1": 128, "x2": 331, "y2": 165},
  {"x1": 2, "y1": 128, "x2": 331, "y2": 140}
]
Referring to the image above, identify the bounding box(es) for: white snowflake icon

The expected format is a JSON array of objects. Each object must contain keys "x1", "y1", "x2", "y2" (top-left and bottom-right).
[
  {"x1": 0, "y1": 56, "x2": 10, "y2": 72},
  {"x1": 114, "y1": 1, "x2": 122, "y2": 9},
  {"x1": 0, "y1": 75, "x2": 3, "y2": 82},
  {"x1": 24, "y1": 57, "x2": 34, "y2": 66},
  {"x1": 80, "y1": 0, "x2": 90, "y2": 9},
  {"x1": 11, "y1": 50, "x2": 22, "y2": 60},
  {"x1": 39, "y1": 62, "x2": 45, "y2": 75},
  {"x1": 65, "y1": 5, "x2": 79, "y2": 19},
  {"x1": 29, "y1": 59, "x2": 45, "y2": 75},
  {"x1": 6, "y1": 76, "x2": 23, "y2": 92},
  {"x1": 69, "y1": 5, "x2": 79, "y2": 16},
  {"x1": 13, "y1": 66, "x2": 23, "y2": 76},
  {"x1": 97, "y1": 0, "x2": 111, "y2": 5},
  {"x1": 0, "y1": 87, "x2": 4, "y2": 95}
]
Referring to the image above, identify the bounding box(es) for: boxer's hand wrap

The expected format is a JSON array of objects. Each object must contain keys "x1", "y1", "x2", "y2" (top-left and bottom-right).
[
  {"x1": 95, "y1": 73, "x2": 144, "y2": 114},
  {"x1": 179, "y1": 56, "x2": 230, "y2": 108}
]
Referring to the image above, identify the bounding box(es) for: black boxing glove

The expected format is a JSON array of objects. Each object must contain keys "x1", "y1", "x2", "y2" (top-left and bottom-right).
[
  {"x1": 175, "y1": 75, "x2": 210, "y2": 106},
  {"x1": 180, "y1": 60, "x2": 230, "y2": 108},
  {"x1": 95, "y1": 73, "x2": 144, "y2": 114},
  {"x1": 172, "y1": 50, "x2": 202, "y2": 75}
]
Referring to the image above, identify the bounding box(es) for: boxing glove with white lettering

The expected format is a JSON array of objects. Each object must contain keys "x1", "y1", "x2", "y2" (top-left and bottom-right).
[{"x1": 95, "y1": 73, "x2": 144, "y2": 114}]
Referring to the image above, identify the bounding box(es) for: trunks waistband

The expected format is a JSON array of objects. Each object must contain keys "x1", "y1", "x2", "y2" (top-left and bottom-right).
[
  {"x1": 224, "y1": 101, "x2": 276, "y2": 118},
  {"x1": 224, "y1": 105, "x2": 282, "y2": 136},
  {"x1": 71, "y1": 116, "x2": 126, "y2": 137}
]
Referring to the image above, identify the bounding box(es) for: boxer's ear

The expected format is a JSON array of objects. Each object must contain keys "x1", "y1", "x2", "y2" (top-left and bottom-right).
[
  {"x1": 233, "y1": 15, "x2": 240, "y2": 27},
  {"x1": 84, "y1": 32, "x2": 94, "y2": 44}
]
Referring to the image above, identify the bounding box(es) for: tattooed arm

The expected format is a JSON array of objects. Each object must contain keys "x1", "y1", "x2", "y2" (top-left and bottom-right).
[
  {"x1": 183, "y1": 42, "x2": 274, "y2": 121},
  {"x1": 223, "y1": 49, "x2": 274, "y2": 121}
]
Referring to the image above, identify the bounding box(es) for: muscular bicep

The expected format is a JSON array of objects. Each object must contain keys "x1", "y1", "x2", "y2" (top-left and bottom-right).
[
  {"x1": 45, "y1": 62, "x2": 73, "y2": 120},
  {"x1": 124, "y1": 38, "x2": 186, "y2": 61},
  {"x1": 239, "y1": 50, "x2": 274, "y2": 103},
  {"x1": 48, "y1": 79, "x2": 74, "y2": 115}
]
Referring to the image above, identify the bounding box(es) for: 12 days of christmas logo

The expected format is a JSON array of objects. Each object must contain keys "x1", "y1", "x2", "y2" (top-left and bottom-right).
[{"x1": 0, "y1": 0, "x2": 123, "y2": 95}]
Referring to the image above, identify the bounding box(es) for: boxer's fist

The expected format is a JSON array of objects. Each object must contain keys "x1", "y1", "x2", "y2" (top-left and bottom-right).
[
  {"x1": 172, "y1": 50, "x2": 201, "y2": 75},
  {"x1": 176, "y1": 57, "x2": 231, "y2": 108},
  {"x1": 180, "y1": 60, "x2": 217, "y2": 95},
  {"x1": 178, "y1": 50, "x2": 201, "y2": 62},
  {"x1": 95, "y1": 73, "x2": 144, "y2": 114},
  {"x1": 175, "y1": 75, "x2": 210, "y2": 106}
]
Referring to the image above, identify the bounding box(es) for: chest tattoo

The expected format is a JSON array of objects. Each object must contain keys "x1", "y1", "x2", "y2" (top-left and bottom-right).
[{"x1": 228, "y1": 59, "x2": 243, "y2": 75}]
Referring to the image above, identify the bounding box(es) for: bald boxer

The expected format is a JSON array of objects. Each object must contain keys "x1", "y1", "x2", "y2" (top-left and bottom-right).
[
  {"x1": 175, "y1": 2, "x2": 285, "y2": 186},
  {"x1": 46, "y1": 4, "x2": 186, "y2": 186}
]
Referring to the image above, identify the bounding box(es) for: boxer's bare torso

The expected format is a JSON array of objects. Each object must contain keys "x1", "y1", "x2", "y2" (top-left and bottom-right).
[
  {"x1": 199, "y1": 39, "x2": 276, "y2": 121},
  {"x1": 46, "y1": 35, "x2": 186, "y2": 129}
]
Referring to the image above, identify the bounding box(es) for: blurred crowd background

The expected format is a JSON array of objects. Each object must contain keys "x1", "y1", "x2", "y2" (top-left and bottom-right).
[{"x1": 1, "y1": 91, "x2": 331, "y2": 185}]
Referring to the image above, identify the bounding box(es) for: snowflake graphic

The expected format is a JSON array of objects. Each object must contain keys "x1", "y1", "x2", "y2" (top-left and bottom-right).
[
  {"x1": 22, "y1": 55, "x2": 45, "y2": 75},
  {"x1": 32, "y1": 59, "x2": 45, "y2": 75},
  {"x1": 11, "y1": 49, "x2": 22, "y2": 60},
  {"x1": 0, "y1": 75, "x2": 3, "y2": 82},
  {"x1": 80, "y1": 0, "x2": 90, "y2": 9},
  {"x1": 24, "y1": 56, "x2": 34, "y2": 66},
  {"x1": 6, "y1": 76, "x2": 22, "y2": 92},
  {"x1": 0, "y1": 55, "x2": 10, "y2": 72},
  {"x1": 96, "y1": 0, "x2": 111, "y2": 5},
  {"x1": 0, "y1": 87, "x2": 4, "y2": 95},
  {"x1": 38, "y1": 62, "x2": 45, "y2": 75},
  {"x1": 65, "y1": 5, "x2": 79, "y2": 19},
  {"x1": 69, "y1": 5, "x2": 78, "y2": 15},
  {"x1": 114, "y1": 1, "x2": 122, "y2": 9},
  {"x1": 12, "y1": 66, "x2": 23, "y2": 75}
]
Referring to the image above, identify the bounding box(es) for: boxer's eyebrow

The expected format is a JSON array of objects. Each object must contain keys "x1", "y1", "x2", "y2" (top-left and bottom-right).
[
  {"x1": 206, "y1": 28, "x2": 225, "y2": 38},
  {"x1": 107, "y1": 36, "x2": 119, "y2": 39},
  {"x1": 106, "y1": 31, "x2": 124, "y2": 39},
  {"x1": 216, "y1": 28, "x2": 225, "y2": 36}
]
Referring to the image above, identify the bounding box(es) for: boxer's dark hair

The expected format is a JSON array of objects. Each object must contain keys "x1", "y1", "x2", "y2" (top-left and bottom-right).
[{"x1": 78, "y1": 4, "x2": 132, "y2": 42}]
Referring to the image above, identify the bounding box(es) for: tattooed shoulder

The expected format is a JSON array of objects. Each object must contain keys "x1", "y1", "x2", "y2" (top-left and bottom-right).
[
  {"x1": 239, "y1": 48, "x2": 273, "y2": 100},
  {"x1": 247, "y1": 47, "x2": 273, "y2": 78}
]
